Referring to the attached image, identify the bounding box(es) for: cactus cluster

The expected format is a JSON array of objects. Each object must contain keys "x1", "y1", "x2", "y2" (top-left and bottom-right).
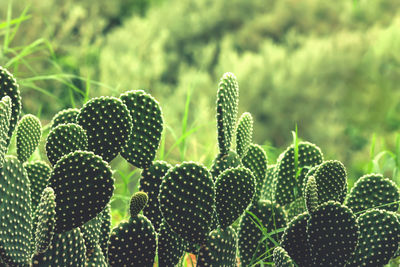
[{"x1": 0, "y1": 65, "x2": 399, "y2": 267}]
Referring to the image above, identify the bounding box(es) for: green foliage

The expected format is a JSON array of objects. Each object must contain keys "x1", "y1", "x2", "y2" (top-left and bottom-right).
[
  {"x1": 129, "y1": 191, "x2": 148, "y2": 217},
  {"x1": 305, "y1": 176, "x2": 318, "y2": 214},
  {"x1": 49, "y1": 151, "x2": 113, "y2": 233},
  {"x1": 16, "y1": 114, "x2": 41, "y2": 162},
  {"x1": 24, "y1": 160, "x2": 51, "y2": 209},
  {"x1": 0, "y1": 96, "x2": 11, "y2": 168},
  {"x1": 236, "y1": 112, "x2": 253, "y2": 158},
  {"x1": 45, "y1": 123, "x2": 88, "y2": 166},
  {"x1": 34, "y1": 187, "x2": 56, "y2": 254},
  {"x1": 273, "y1": 246, "x2": 295, "y2": 267},
  {"x1": 50, "y1": 108, "x2": 80, "y2": 129}
]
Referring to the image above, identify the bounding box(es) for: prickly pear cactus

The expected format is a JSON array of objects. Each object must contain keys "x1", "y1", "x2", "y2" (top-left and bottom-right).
[
  {"x1": 139, "y1": 161, "x2": 171, "y2": 232},
  {"x1": 345, "y1": 173, "x2": 400, "y2": 214},
  {"x1": 215, "y1": 167, "x2": 255, "y2": 228},
  {"x1": 197, "y1": 226, "x2": 237, "y2": 267},
  {"x1": 24, "y1": 160, "x2": 51, "y2": 209},
  {"x1": 307, "y1": 201, "x2": 359, "y2": 266},
  {"x1": 274, "y1": 141, "x2": 323, "y2": 206},
  {"x1": 34, "y1": 187, "x2": 56, "y2": 254},
  {"x1": 87, "y1": 244, "x2": 107, "y2": 267},
  {"x1": 210, "y1": 150, "x2": 241, "y2": 180},
  {"x1": 0, "y1": 96, "x2": 11, "y2": 168},
  {"x1": 49, "y1": 151, "x2": 113, "y2": 233},
  {"x1": 99, "y1": 204, "x2": 111, "y2": 258},
  {"x1": 80, "y1": 215, "x2": 102, "y2": 255},
  {"x1": 16, "y1": 114, "x2": 41, "y2": 162},
  {"x1": 129, "y1": 191, "x2": 148, "y2": 217},
  {"x1": 0, "y1": 156, "x2": 32, "y2": 266},
  {"x1": 50, "y1": 108, "x2": 79, "y2": 129},
  {"x1": 235, "y1": 112, "x2": 253, "y2": 158},
  {"x1": 120, "y1": 90, "x2": 163, "y2": 169},
  {"x1": 216, "y1": 72, "x2": 239, "y2": 154},
  {"x1": 0, "y1": 66, "x2": 21, "y2": 146},
  {"x1": 273, "y1": 246, "x2": 295, "y2": 267},
  {"x1": 159, "y1": 162, "x2": 215, "y2": 244},
  {"x1": 261, "y1": 164, "x2": 277, "y2": 201},
  {"x1": 45, "y1": 123, "x2": 88, "y2": 166},
  {"x1": 76, "y1": 96, "x2": 132, "y2": 162},
  {"x1": 347, "y1": 209, "x2": 400, "y2": 267},
  {"x1": 158, "y1": 220, "x2": 186, "y2": 267},
  {"x1": 32, "y1": 228, "x2": 86, "y2": 266},
  {"x1": 285, "y1": 196, "x2": 306, "y2": 221},
  {"x1": 238, "y1": 200, "x2": 287, "y2": 266},
  {"x1": 305, "y1": 176, "x2": 318, "y2": 214}
]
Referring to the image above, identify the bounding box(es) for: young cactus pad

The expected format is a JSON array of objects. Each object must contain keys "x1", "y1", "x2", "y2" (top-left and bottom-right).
[
  {"x1": 49, "y1": 151, "x2": 113, "y2": 233},
  {"x1": 0, "y1": 156, "x2": 32, "y2": 266},
  {"x1": 24, "y1": 160, "x2": 51, "y2": 209},
  {"x1": 120, "y1": 90, "x2": 163, "y2": 169},
  {"x1": 235, "y1": 112, "x2": 253, "y2": 158},
  {"x1": 0, "y1": 96, "x2": 11, "y2": 168},
  {"x1": 76, "y1": 96, "x2": 132, "y2": 162},
  {"x1": 16, "y1": 114, "x2": 42, "y2": 162},
  {"x1": 345, "y1": 173, "x2": 400, "y2": 214},
  {"x1": 50, "y1": 108, "x2": 79, "y2": 129},
  {"x1": 87, "y1": 244, "x2": 107, "y2": 267},
  {"x1": 216, "y1": 72, "x2": 239, "y2": 154},
  {"x1": 80, "y1": 214, "x2": 102, "y2": 254},
  {"x1": 215, "y1": 167, "x2": 256, "y2": 229},
  {"x1": 305, "y1": 176, "x2": 319, "y2": 214},
  {"x1": 273, "y1": 246, "x2": 296, "y2": 267},
  {"x1": 129, "y1": 191, "x2": 148, "y2": 217},
  {"x1": 139, "y1": 160, "x2": 171, "y2": 231},
  {"x1": 45, "y1": 123, "x2": 88, "y2": 166},
  {"x1": 210, "y1": 150, "x2": 241, "y2": 181},
  {"x1": 99, "y1": 204, "x2": 111, "y2": 258},
  {"x1": 34, "y1": 187, "x2": 56, "y2": 254},
  {"x1": 242, "y1": 143, "x2": 268, "y2": 199},
  {"x1": 157, "y1": 220, "x2": 186, "y2": 267},
  {"x1": 159, "y1": 162, "x2": 215, "y2": 244},
  {"x1": 0, "y1": 66, "x2": 21, "y2": 146}
]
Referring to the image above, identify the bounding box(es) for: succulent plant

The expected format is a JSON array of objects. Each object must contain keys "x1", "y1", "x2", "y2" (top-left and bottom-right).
[
  {"x1": 273, "y1": 246, "x2": 295, "y2": 267},
  {"x1": 24, "y1": 160, "x2": 51, "y2": 209},
  {"x1": 16, "y1": 114, "x2": 42, "y2": 162},
  {"x1": 50, "y1": 108, "x2": 79, "y2": 129},
  {"x1": 98, "y1": 204, "x2": 111, "y2": 258},
  {"x1": 235, "y1": 112, "x2": 253, "y2": 158},
  {"x1": 0, "y1": 96, "x2": 11, "y2": 168},
  {"x1": 157, "y1": 220, "x2": 186, "y2": 267},
  {"x1": 87, "y1": 244, "x2": 107, "y2": 267},
  {"x1": 210, "y1": 150, "x2": 241, "y2": 180},
  {"x1": 305, "y1": 176, "x2": 318, "y2": 214},
  {"x1": 34, "y1": 187, "x2": 56, "y2": 254}
]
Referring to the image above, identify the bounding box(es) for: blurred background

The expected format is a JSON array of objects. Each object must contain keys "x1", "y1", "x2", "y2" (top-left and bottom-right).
[{"x1": 1, "y1": 0, "x2": 400, "y2": 219}]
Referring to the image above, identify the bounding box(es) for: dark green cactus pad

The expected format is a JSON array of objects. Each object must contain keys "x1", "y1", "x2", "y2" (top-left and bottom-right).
[
  {"x1": 129, "y1": 191, "x2": 148, "y2": 217},
  {"x1": 345, "y1": 173, "x2": 400, "y2": 214},
  {"x1": 305, "y1": 176, "x2": 318, "y2": 214},
  {"x1": 216, "y1": 72, "x2": 239, "y2": 154},
  {"x1": 0, "y1": 66, "x2": 21, "y2": 146},
  {"x1": 307, "y1": 201, "x2": 359, "y2": 266},
  {"x1": 273, "y1": 246, "x2": 295, "y2": 267},
  {"x1": 99, "y1": 204, "x2": 111, "y2": 258},
  {"x1": 87, "y1": 244, "x2": 107, "y2": 267},
  {"x1": 45, "y1": 123, "x2": 88, "y2": 166},
  {"x1": 347, "y1": 209, "x2": 400, "y2": 267},
  {"x1": 120, "y1": 90, "x2": 163, "y2": 169},
  {"x1": 215, "y1": 167, "x2": 255, "y2": 228},
  {"x1": 139, "y1": 160, "x2": 171, "y2": 232},
  {"x1": 238, "y1": 200, "x2": 287, "y2": 266},
  {"x1": 285, "y1": 196, "x2": 306, "y2": 221},
  {"x1": 312, "y1": 160, "x2": 347, "y2": 204},
  {"x1": 210, "y1": 150, "x2": 241, "y2": 181},
  {"x1": 159, "y1": 162, "x2": 215, "y2": 244},
  {"x1": 158, "y1": 220, "x2": 186, "y2": 267},
  {"x1": 274, "y1": 141, "x2": 323, "y2": 206},
  {"x1": 236, "y1": 112, "x2": 253, "y2": 158},
  {"x1": 0, "y1": 96, "x2": 11, "y2": 168},
  {"x1": 34, "y1": 187, "x2": 56, "y2": 254},
  {"x1": 77, "y1": 96, "x2": 132, "y2": 162},
  {"x1": 242, "y1": 144, "x2": 268, "y2": 200},
  {"x1": 197, "y1": 226, "x2": 237, "y2": 267},
  {"x1": 261, "y1": 165, "x2": 277, "y2": 201},
  {"x1": 0, "y1": 156, "x2": 32, "y2": 266},
  {"x1": 50, "y1": 108, "x2": 79, "y2": 129},
  {"x1": 281, "y1": 212, "x2": 312, "y2": 267},
  {"x1": 24, "y1": 160, "x2": 51, "y2": 210},
  {"x1": 108, "y1": 215, "x2": 157, "y2": 267},
  {"x1": 16, "y1": 114, "x2": 41, "y2": 162},
  {"x1": 80, "y1": 214, "x2": 102, "y2": 254},
  {"x1": 32, "y1": 228, "x2": 86, "y2": 267},
  {"x1": 49, "y1": 151, "x2": 113, "y2": 233}
]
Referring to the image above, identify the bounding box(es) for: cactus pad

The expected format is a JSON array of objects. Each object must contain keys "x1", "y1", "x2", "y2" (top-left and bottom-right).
[
  {"x1": 236, "y1": 112, "x2": 253, "y2": 158},
  {"x1": 0, "y1": 156, "x2": 32, "y2": 266},
  {"x1": 16, "y1": 114, "x2": 41, "y2": 162},
  {"x1": 157, "y1": 220, "x2": 186, "y2": 267},
  {"x1": 77, "y1": 96, "x2": 132, "y2": 162},
  {"x1": 24, "y1": 160, "x2": 51, "y2": 209},
  {"x1": 129, "y1": 191, "x2": 148, "y2": 217},
  {"x1": 261, "y1": 165, "x2": 277, "y2": 201},
  {"x1": 238, "y1": 200, "x2": 287, "y2": 266},
  {"x1": 139, "y1": 160, "x2": 171, "y2": 231},
  {"x1": 0, "y1": 96, "x2": 11, "y2": 168},
  {"x1": 80, "y1": 215, "x2": 102, "y2": 254},
  {"x1": 274, "y1": 141, "x2": 323, "y2": 206},
  {"x1": 45, "y1": 123, "x2": 88, "y2": 166},
  {"x1": 216, "y1": 72, "x2": 239, "y2": 154},
  {"x1": 273, "y1": 246, "x2": 295, "y2": 267},
  {"x1": 49, "y1": 151, "x2": 113, "y2": 233},
  {"x1": 215, "y1": 167, "x2": 255, "y2": 228},
  {"x1": 0, "y1": 66, "x2": 21, "y2": 146},
  {"x1": 120, "y1": 90, "x2": 163, "y2": 169},
  {"x1": 305, "y1": 176, "x2": 319, "y2": 214},
  {"x1": 159, "y1": 162, "x2": 215, "y2": 244},
  {"x1": 34, "y1": 187, "x2": 56, "y2": 254},
  {"x1": 307, "y1": 201, "x2": 359, "y2": 266},
  {"x1": 347, "y1": 209, "x2": 400, "y2": 266},
  {"x1": 108, "y1": 215, "x2": 156, "y2": 266},
  {"x1": 285, "y1": 196, "x2": 306, "y2": 221},
  {"x1": 197, "y1": 226, "x2": 237, "y2": 267},
  {"x1": 210, "y1": 150, "x2": 241, "y2": 180},
  {"x1": 99, "y1": 204, "x2": 111, "y2": 258},
  {"x1": 50, "y1": 108, "x2": 79, "y2": 129},
  {"x1": 242, "y1": 143, "x2": 268, "y2": 199},
  {"x1": 87, "y1": 244, "x2": 107, "y2": 267},
  {"x1": 32, "y1": 228, "x2": 86, "y2": 266},
  {"x1": 345, "y1": 173, "x2": 400, "y2": 214}
]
